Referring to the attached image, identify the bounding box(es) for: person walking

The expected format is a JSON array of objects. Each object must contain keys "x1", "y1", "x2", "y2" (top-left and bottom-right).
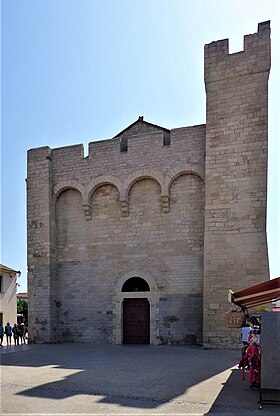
[{"x1": 5, "y1": 322, "x2": 12, "y2": 345}]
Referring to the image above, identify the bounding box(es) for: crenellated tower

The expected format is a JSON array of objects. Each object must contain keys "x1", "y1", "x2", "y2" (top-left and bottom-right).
[
  {"x1": 27, "y1": 147, "x2": 57, "y2": 343},
  {"x1": 203, "y1": 22, "x2": 271, "y2": 346}
]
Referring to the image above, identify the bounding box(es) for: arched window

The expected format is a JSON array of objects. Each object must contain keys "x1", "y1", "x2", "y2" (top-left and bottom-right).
[{"x1": 121, "y1": 277, "x2": 150, "y2": 292}]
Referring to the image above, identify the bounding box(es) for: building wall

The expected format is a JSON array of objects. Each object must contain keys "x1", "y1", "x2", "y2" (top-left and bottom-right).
[
  {"x1": 203, "y1": 21, "x2": 270, "y2": 347},
  {"x1": 27, "y1": 124, "x2": 206, "y2": 344},
  {"x1": 27, "y1": 22, "x2": 270, "y2": 346},
  {"x1": 0, "y1": 272, "x2": 17, "y2": 326}
]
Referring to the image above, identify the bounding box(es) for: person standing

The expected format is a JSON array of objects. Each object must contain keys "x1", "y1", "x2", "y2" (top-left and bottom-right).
[
  {"x1": 20, "y1": 323, "x2": 25, "y2": 344},
  {"x1": 17, "y1": 323, "x2": 23, "y2": 344},
  {"x1": 12, "y1": 323, "x2": 19, "y2": 345},
  {"x1": 5, "y1": 322, "x2": 12, "y2": 345},
  {"x1": 24, "y1": 325, "x2": 28, "y2": 343},
  {"x1": 241, "y1": 323, "x2": 251, "y2": 346},
  {"x1": 0, "y1": 323, "x2": 4, "y2": 346},
  {"x1": 21, "y1": 323, "x2": 28, "y2": 344}
]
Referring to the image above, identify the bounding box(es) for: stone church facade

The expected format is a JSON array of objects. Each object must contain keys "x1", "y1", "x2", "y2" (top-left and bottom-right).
[{"x1": 27, "y1": 22, "x2": 271, "y2": 347}]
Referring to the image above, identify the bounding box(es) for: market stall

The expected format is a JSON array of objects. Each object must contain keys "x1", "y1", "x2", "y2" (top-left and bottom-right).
[{"x1": 228, "y1": 276, "x2": 280, "y2": 410}]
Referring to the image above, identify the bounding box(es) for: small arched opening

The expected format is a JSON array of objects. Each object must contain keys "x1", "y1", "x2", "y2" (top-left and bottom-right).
[{"x1": 121, "y1": 277, "x2": 150, "y2": 292}]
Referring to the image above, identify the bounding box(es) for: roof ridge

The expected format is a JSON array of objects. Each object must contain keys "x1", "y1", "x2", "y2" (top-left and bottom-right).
[
  {"x1": 114, "y1": 116, "x2": 170, "y2": 138},
  {"x1": 0, "y1": 263, "x2": 21, "y2": 274}
]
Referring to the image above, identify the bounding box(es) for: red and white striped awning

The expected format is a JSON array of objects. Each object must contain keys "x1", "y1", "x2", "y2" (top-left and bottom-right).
[{"x1": 228, "y1": 277, "x2": 280, "y2": 309}]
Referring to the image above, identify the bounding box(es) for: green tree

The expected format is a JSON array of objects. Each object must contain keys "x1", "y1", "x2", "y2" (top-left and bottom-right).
[{"x1": 17, "y1": 299, "x2": 28, "y2": 321}]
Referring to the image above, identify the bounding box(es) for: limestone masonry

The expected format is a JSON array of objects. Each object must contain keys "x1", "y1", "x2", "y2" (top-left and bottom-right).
[{"x1": 27, "y1": 22, "x2": 271, "y2": 347}]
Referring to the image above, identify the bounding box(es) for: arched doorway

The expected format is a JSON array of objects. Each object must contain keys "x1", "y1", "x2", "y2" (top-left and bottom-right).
[
  {"x1": 121, "y1": 277, "x2": 150, "y2": 344},
  {"x1": 112, "y1": 270, "x2": 159, "y2": 345}
]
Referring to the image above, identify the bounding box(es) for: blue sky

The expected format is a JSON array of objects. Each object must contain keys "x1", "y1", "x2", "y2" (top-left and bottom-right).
[{"x1": 1, "y1": 0, "x2": 279, "y2": 292}]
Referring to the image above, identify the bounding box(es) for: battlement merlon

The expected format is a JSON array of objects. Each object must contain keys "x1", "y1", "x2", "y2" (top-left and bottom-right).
[
  {"x1": 204, "y1": 21, "x2": 271, "y2": 85},
  {"x1": 27, "y1": 146, "x2": 52, "y2": 162},
  {"x1": 27, "y1": 124, "x2": 206, "y2": 163}
]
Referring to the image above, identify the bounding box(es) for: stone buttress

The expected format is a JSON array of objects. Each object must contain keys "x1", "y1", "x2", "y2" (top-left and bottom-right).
[{"x1": 203, "y1": 21, "x2": 271, "y2": 347}]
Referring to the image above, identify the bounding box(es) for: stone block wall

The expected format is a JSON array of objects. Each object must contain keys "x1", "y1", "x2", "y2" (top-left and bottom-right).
[
  {"x1": 27, "y1": 146, "x2": 58, "y2": 343},
  {"x1": 203, "y1": 21, "x2": 270, "y2": 347},
  {"x1": 27, "y1": 122, "x2": 206, "y2": 344}
]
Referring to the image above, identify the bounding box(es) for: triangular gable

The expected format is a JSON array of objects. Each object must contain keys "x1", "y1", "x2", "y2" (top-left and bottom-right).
[{"x1": 114, "y1": 116, "x2": 170, "y2": 138}]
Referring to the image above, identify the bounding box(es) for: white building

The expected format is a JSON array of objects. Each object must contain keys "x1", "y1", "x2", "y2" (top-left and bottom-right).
[{"x1": 0, "y1": 264, "x2": 21, "y2": 327}]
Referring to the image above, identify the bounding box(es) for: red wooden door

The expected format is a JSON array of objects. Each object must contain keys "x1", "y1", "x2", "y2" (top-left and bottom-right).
[{"x1": 123, "y1": 298, "x2": 150, "y2": 344}]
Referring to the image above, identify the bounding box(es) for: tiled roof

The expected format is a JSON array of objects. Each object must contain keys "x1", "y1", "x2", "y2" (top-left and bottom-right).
[
  {"x1": 0, "y1": 264, "x2": 21, "y2": 274},
  {"x1": 17, "y1": 292, "x2": 28, "y2": 299}
]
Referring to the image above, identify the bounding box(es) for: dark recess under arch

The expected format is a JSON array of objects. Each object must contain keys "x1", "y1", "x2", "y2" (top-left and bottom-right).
[{"x1": 121, "y1": 277, "x2": 150, "y2": 292}]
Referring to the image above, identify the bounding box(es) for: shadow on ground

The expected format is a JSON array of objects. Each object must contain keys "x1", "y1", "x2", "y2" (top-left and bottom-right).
[
  {"x1": 1, "y1": 344, "x2": 241, "y2": 411},
  {"x1": 206, "y1": 368, "x2": 280, "y2": 415}
]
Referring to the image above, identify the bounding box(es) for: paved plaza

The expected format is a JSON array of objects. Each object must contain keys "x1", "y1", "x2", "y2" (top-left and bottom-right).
[{"x1": 1, "y1": 343, "x2": 279, "y2": 415}]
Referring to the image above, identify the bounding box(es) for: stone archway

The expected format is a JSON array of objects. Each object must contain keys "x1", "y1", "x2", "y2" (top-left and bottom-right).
[{"x1": 112, "y1": 270, "x2": 160, "y2": 345}]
